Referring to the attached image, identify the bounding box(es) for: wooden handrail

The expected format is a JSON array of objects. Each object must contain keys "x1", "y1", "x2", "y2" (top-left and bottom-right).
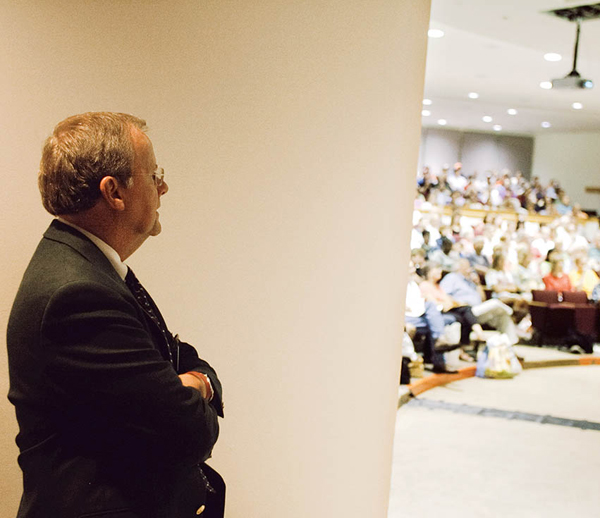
[{"x1": 415, "y1": 203, "x2": 597, "y2": 225}]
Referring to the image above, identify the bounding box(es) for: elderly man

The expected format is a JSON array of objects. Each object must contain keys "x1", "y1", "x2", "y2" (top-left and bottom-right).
[
  {"x1": 7, "y1": 113, "x2": 224, "y2": 518},
  {"x1": 440, "y1": 258, "x2": 518, "y2": 344}
]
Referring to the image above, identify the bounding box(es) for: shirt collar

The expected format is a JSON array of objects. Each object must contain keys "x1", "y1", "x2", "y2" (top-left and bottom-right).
[{"x1": 56, "y1": 218, "x2": 128, "y2": 280}]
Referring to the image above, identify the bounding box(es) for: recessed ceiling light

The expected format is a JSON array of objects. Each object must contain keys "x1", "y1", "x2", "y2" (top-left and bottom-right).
[
  {"x1": 507, "y1": 109, "x2": 518, "y2": 115},
  {"x1": 422, "y1": 110, "x2": 431, "y2": 116},
  {"x1": 428, "y1": 29, "x2": 445, "y2": 38},
  {"x1": 544, "y1": 53, "x2": 562, "y2": 62},
  {"x1": 540, "y1": 81, "x2": 553, "y2": 90},
  {"x1": 437, "y1": 119, "x2": 447, "y2": 126},
  {"x1": 482, "y1": 116, "x2": 493, "y2": 123},
  {"x1": 493, "y1": 125, "x2": 502, "y2": 131},
  {"x1": 572, "y1": 102, "x2": 583, "y2": 110},
  {"x1": 541, "y1": 121, "x2": 551, "y2": 128},
  {"x1": 468, "y1": 92, "x2": 479, "y2": 99},
  {"x1": 422, "y1": 99, "x2": 432, "y2": 105}
]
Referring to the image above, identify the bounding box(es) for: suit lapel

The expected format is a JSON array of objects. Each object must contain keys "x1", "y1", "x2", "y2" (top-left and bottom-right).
[{"x1": 43, "y1": 220, "x2": 176, "y2": 365}]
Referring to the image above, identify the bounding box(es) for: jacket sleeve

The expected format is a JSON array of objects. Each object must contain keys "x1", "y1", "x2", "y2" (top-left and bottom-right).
[
  {"x1": 175, "y1": 336, "x2": 225, "y2": 418},
  {"x1": 40, "y1": 279, "x2": 219, "y2": 466}
]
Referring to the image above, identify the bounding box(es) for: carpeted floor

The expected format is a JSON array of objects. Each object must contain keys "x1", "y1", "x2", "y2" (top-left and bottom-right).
[{"x1": 388, "y1": 357, "x2": 600, "y2": 518}]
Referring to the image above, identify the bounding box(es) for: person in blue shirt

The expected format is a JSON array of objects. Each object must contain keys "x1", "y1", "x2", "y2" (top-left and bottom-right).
[{"x1": 440, "y1": 259, "x2": 518, "y2": 344}]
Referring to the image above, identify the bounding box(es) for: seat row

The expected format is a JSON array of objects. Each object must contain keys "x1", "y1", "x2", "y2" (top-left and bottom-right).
[{"x1": 529, "y1": 290, "x2": 597, "y2": 353}]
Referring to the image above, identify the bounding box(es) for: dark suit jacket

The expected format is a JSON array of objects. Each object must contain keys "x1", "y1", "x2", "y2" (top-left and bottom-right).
[{"x1": 7, "y1": 220, "x2": 224, "y2": 518}]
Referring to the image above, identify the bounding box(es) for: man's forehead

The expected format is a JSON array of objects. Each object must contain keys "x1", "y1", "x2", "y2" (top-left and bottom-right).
[
  {"x1": 131, "y1": 127, "x2": 155, "y2": 162},
  {"x1": 130, "y1": 126, "x2": 150, "y2": 146}
]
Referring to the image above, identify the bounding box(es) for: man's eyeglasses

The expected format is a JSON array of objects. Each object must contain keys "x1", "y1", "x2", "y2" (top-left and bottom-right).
[
  {"x1": 151, "y1": 166, "x2": 165, "y2": 187},
  {"x1": 125, "y1": 166, "x2": 165, "y2": 187}
]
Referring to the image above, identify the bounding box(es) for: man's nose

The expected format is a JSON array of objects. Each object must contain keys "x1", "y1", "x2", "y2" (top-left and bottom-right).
[{"x1": 159, "y1": 180, "x2": 169, "y2": 196}]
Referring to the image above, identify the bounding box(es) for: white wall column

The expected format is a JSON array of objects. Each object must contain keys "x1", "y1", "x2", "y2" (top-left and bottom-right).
[{"x1": 0, "y1": 1, "x2": 430, "y2": 516}]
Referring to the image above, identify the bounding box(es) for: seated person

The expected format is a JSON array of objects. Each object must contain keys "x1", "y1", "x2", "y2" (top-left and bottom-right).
[
  {"x1": 429, "y1": 236, "x2": 459, "y2": 272},
  {"x1": 591, "y1": 282, "x2": 600, "y2": 303},
  {"x1": 419, "y1": 263, "x2": 486, "y2": 361},
  {"x1": 511, "y1": 247, "x2": 543, "y2": 298},
  {"x1": 465, "y1": 238, "x2": 490, "y2": 275},
  {"x1": 405, "y1": 265, "x2": 458, "y2": 374},
  {"x1": 543, "y1": 257, "x2": 572, "y2": 294},
  {"x1": 440, "y1": 259, "x2": 519, "y2": 344},
  {"x1": 568, "y1": 254, "x2": 599, "y2": 298},
  {"x1": 485, "y1": 252, "x2": 530, "y2": 322},
  {"x1": 410, "y1": 248, "x2": 427, "y2": 278},
  {"x1": 540, "y1": 245, "x2": 570, "y2": 277},
  {"x1": 421, "y1": 230, "x2": 434, "y2": 258},
  {"x1": 588, "y1": 233, "x2": 600, "y2": 264},
  {"x1": 555, "y1": 193, "x2": 572, "y2": 216},
  {"x1": 485, "y1": 252, "x2": 527, "y2": 305}
]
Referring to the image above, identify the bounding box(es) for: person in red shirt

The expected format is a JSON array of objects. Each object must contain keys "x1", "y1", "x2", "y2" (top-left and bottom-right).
[{"x1": 543, "y1": 257, "x2": 572, "y2": 294}]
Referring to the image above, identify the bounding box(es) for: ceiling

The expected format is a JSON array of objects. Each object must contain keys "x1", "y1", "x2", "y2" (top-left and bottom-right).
[{"x1": 423, "y1": 0, "x2": 600, "y2": 136}]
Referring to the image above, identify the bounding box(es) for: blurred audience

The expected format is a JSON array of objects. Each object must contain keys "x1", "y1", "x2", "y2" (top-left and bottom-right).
[{"x1": 406, "y1": 163, "x2": 600, "y2": 367}]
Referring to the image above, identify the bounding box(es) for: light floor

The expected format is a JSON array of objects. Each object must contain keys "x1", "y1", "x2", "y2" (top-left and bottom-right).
[{"x1": 388, "y1": 357, "x2": 600, "y2": 518}]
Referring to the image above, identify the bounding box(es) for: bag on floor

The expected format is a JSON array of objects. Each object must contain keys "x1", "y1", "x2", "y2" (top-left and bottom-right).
[
  {"x1": 476, "y1": 333, "x2": 522, "y2": 379},
  {"x1": 441, "y1": 321, "x2": 461, "y2": 345}
]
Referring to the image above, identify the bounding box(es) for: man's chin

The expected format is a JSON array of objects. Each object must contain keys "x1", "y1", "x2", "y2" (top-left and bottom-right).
[
  {"x1": 150, "y1": 218, "x2": 162, "y2": 237},
  {"x1": 151, "y1": 226, "x2": 162, "y2": 237}
]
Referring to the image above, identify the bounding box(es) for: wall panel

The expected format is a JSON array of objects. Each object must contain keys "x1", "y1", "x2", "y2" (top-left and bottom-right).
[
  {"x1": 532, "y1": 132, "x2": 600, "y2": 213},
  {"x1": 0, "y1": 1, "x2": 431, "y2": 516},
  {"x1": 419, "y1": 127, "x2": 534, "y2": 178}
]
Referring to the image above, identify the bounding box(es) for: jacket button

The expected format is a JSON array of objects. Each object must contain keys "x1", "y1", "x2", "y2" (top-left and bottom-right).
[{"x1": 196, "y1": 505, "x2": 206, "y2": 515}]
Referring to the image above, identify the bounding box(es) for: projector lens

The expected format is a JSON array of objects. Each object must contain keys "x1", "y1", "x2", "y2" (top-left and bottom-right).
[{"x1": 583, "y1": 80, "x2": 593, "y2": 89}]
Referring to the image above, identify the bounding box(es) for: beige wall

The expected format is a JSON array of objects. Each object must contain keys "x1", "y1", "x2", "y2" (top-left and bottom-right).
[
  {"x1": 0, "y1": 1, "x2": 430, "y2": 516},
  {"x1": 532, "y1": 131, "x2": 600, "y2": 212}
]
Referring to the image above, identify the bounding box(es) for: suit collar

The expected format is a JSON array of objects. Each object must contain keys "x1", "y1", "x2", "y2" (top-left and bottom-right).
[
  {"x1": 44, "y1": 219, "x2": 124, "y2": 286},
  {"x1": 56, "y1": 218, "x2": 128, "y2": 280}
]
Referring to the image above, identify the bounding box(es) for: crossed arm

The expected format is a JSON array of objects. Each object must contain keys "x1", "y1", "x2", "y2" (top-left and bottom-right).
[{"x1": 40, "y1": 279, "x2": 222, "y2": 464}]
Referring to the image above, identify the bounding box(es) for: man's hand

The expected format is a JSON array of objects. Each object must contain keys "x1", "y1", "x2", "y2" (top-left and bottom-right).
[{"x1": 179, "y1": 373, "x2": 209, "y2": 399}]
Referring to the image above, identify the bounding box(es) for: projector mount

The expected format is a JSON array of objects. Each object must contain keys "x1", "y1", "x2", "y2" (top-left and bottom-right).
[{"x1": 546, "y1": 2, "x2": 600, "y2": 89}]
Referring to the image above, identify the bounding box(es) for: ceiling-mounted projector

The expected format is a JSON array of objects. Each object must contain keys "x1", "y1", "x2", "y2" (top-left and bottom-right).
[
  {"x1": 549, "y1": 13, "x2": 594, "y2": 90},
  {"x1": 552, "y1": 70, "x2": 594, "y2": 89}
]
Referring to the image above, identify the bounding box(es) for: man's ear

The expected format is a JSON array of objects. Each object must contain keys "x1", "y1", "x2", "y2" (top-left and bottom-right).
[{"x1": 99, "y1": 176, "x2": 126, "y2": 211}]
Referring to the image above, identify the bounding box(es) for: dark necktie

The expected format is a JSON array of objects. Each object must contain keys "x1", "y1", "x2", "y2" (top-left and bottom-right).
[{"x1": 125, "y1": 267, "x2": 178, "y2": 368}]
